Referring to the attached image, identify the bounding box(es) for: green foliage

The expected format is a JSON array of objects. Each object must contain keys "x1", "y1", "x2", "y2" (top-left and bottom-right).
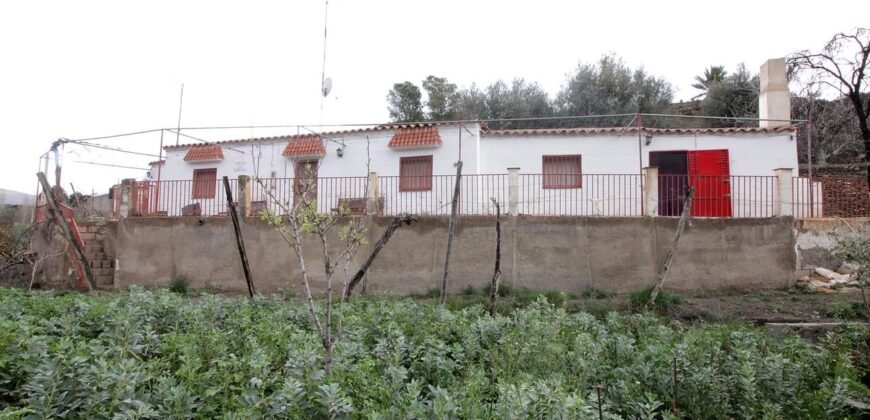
[
  {"x1": 699, "y1": 63, "x2": 759, "y2": 125},
  {"x1": 835, "y1": 237, "x2": 870, "y2": 288},
  {"x1": 386, "y1": 81, "x2": 425, "y2": 123},
  {"x1": 576, "y1": 286, "x2": 609, "y2": 300},
  {"x1": 823, "y1": 301, "x2": 867, "y2": 320},
  {"x1": 628, "y1": 286, "x2": 683, "y2": 314},
  {"x1": 167, "y1": 276, "x2": 189, "y2": 294},
  {"x1": 422, "y1": 75, "x2": 460, "y2": 121},
  {"x1": 0, "y1": 287, "x2": 867, "y2": 418},
  {"x1": 555, "y1": 54, "x2": 674, "y2": 118},
  {"x1": 692, "y1": 65, "x2": 728, "y2": 93}
]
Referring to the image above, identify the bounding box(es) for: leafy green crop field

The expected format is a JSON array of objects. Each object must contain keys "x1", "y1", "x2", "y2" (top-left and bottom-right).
[{"x1": 0, "y1": 287, "x2": 868, "y2": 419}]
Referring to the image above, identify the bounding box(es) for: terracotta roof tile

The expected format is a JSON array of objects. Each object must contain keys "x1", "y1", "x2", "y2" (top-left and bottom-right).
[
  {"x1": 388, "y1": 126, "x2": 442, "y2": 148},
  {"x1": 282, "y1": 134, "x2": 326, "y2": 157},
  {"x1": 183, "y1": 144, "x2": 224, "y2": 162},
  {"x1": 164, "y1": 123, "x2": 451, "y2": 150},
  {"x1": 482, "y1": 126, "x2": 797, "y2": 137}
]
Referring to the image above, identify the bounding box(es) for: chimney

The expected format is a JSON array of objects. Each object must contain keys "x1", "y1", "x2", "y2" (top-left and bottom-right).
[{"x1": 759, "y1": 58, "x2": 790, "y2": 128}]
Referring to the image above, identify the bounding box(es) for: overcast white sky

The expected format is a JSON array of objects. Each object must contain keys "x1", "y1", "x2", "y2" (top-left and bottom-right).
[{"x1": 0, "y1": 0, "x2": 867, "y2": 195}]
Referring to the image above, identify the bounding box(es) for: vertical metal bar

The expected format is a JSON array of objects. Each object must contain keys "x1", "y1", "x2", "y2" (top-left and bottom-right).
[{"x1": 807, "y1": 118, "x2": 814, "y2": 218}]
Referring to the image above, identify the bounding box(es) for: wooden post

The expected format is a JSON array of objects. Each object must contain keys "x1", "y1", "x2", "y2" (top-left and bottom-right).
[
  {"x1": 647, "y1": 186, "x2": 694, "y2": 308},
  {"x1": 345, "y1": 214, "x2": 417, "y2": 299},
  {"x1": 439, "y1": 161, "x2": 463, "y2": 305},
  {"x1": 488, "y1": 198, "x2": 502, "y2": 317},
  {"x1": 37, "y1": 172, "x2": 96, "y2": 291},
  {"x1": 223, "y1": 176, "x2": 256, "y2": 297}
]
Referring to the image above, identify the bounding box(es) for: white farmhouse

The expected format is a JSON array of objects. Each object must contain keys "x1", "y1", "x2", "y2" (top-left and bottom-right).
[{"x1": 141, "y1": 58, "x2": 812, "y2": 218}]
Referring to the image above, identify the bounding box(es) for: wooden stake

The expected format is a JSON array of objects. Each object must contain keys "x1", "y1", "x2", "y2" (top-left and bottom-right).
[
  {"x1": 36, "y1": 172, "x2": 96, "y2": 291},
  {"x1": 488, "y1": 198, "x2": 502, "y2": 317},
  {"x1": 439, "y1": 161, "x2": 463, "y2": 305},
  {"x1": 648, "y1": 186, "x2": 694, "y2": 308},
  {"x1": 345, "y1": 214, "x2": 417, "y2": 299},
  {"x1": 223, "y1": 176, "x2": 256, "y2": 297}
]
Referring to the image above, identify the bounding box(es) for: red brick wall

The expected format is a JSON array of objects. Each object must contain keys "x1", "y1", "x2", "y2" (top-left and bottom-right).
[{"x1": 819, "y1": 177, "x2": 870, "y2": 217}]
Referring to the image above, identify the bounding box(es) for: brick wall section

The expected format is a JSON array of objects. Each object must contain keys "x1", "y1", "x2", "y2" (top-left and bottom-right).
[
  {"x1": 819, "y1": 177, "x2": 870, "y2": 217},
  {"x1": 79, "y1": 221, "x2": 117, "y2": 288}
]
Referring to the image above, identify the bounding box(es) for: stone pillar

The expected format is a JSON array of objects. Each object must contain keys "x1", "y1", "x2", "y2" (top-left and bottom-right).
[
  {"x1": 366, "y1": 172, "x2": 380, "y2": 216},
  {"x1": 119, "y1": 178, "x2": 134, "y2": 219},
  {"x1": 774, "y1": 168, "x2": 793, "y2": 217},
  {"x1": 759, "y1": 58, "x2": 791, "y2": 128},
  {"x1": 238, "y1": 175, "x2": 252, "y2": 217},
  {"x1": 642, "y1": 167, "x2": 659, "y2": 217},
  {"x1": 507, "y1": 167, "x2": 520, "y2": 216}
]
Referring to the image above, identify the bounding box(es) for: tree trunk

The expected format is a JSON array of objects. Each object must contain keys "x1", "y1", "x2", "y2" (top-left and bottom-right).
[
  {"x1": 440, "y1": 161, "x2": 463, "y2": 305},
  {"x1": 648, "y1": 187, "x2": 695, "y2": 308},
  {"x1": 848, "y1": 95, "x2": 870, "y2": 195},
  {"x1": 324, "y1": 342, "x2": 334, "y2": 376},
  {"x1": 345, "y1": 215, "x2": 417, "y2": 299},
  {"x1": 488, "y1": 198, "x2": 502, "y2": 317}
]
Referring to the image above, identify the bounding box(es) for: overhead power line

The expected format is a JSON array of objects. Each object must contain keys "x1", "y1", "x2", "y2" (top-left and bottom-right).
[{"x1": 58, "y1": 112, "x2": 809, "y2": 146}]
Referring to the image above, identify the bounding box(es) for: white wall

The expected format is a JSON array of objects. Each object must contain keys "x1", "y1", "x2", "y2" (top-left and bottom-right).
[
  {"x1": 142, "y1": 126, "x2": 801, "y2": 217},
  {"x1": 149, "y1": 123, "x2": 480, "y2": 216},
  {"x1": 478, "y1": 130, "x2": 798, "y2": 216}
]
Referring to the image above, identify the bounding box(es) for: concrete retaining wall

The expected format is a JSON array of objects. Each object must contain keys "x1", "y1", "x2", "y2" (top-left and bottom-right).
[
  {"x1": 114, "y1": 215, "x2": 798, "y2": 295},
  {"x1": 795, "y1": 218, "x2": 870, "y2": 271}
]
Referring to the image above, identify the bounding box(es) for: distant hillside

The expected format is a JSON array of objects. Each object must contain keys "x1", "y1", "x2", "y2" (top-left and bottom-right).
[{"x1": 0, "y1": 189, "x2": 36, "y2": 206}]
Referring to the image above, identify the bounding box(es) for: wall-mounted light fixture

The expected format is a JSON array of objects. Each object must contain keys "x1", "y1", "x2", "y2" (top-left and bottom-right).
[
  {"x1": 336, "y1": 147, "x2": 344, "y2": 157},
  {"x1": 644, "y1": 134, "x2": 653, "y2": 146}
]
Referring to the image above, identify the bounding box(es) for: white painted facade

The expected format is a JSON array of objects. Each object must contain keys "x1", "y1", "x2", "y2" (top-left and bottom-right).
[{"x1": 142, "y1": 123, "x2": 807, "y2": 217}]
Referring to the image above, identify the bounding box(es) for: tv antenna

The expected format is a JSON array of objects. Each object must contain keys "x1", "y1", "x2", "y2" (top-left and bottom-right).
[{"x1": 319, "y1": 0, "x2": 330, "y2": 123}]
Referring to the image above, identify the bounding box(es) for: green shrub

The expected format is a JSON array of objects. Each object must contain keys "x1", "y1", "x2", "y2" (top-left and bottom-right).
[
  {"x1": 568, "y1": 298, "x2": 615, "y2": 318},
  {"x1": 167, "y1": 275, "x2": 189, "y2": 294},
  {"x1": 0, "y1": 287, "x2": 867, "y2": 418},
  {"x1": 542, "y1": 290, "x2": 567, "y2": 308},
  {"x1": 627, "y1": 285, "x2": 682, "y2": 313},
  {"x1": 824, "y1": 300, "x2": 867, "y2": 320},
  {"x1": 575, "y1": 286, "x2": 608, "y2": 299},
  {"x1": 461, "y1": 285, "x2": 477, "y2": 296}
]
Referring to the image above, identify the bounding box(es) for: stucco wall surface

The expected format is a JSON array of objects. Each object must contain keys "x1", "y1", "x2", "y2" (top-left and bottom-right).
[
  {"x1": 115, "y1": 215, "x2": 796, "y2": 295},
  {"x1": 794, "y1": 218, "x2": 870, "y2": 270}
]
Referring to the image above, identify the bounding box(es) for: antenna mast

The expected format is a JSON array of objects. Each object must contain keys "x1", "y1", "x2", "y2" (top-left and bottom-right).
[
  {"x1": 175, "y1": 83, "x2": 184, "y2": 146},
  {"x1": 319, "y1": 0, "x2": 329, "y2": 123}
]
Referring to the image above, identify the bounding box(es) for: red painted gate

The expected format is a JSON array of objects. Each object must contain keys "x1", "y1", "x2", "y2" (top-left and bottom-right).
[{"x1": 688, "y1": 149, "x2": 731, "y2": 217}]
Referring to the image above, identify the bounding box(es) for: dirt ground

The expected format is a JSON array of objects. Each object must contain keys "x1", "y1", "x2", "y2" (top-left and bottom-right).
[{"x1": 670, "y1": 289, "x2": 869, "y2": 323}]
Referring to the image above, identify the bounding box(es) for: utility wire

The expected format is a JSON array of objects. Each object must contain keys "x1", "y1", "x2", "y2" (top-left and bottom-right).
[
  {"x1": 58, "y1": 112, "x2": 808, "y2": 145},
  {"x1": 63, "y1": 140, "x2": 161, "y2": 158},
  {"x1": 73, "y1": 161, "x2": 149, "y2": 170}
]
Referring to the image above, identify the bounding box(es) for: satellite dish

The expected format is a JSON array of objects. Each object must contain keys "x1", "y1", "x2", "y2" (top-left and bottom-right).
[{"x1": 322, "y1": 77, "x2": 333, "y2": 97}]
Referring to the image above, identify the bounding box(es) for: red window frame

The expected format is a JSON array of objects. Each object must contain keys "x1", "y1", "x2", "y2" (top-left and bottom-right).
[
  {"x1": 399, "y1": 155, "x2": 433, "y2": 192},
  {"x1": 542, "y1": 155, "x2": 582, "y2": 189},
  {"x1": 192, "y1": 168, "x2": 217, "y2": 199}
]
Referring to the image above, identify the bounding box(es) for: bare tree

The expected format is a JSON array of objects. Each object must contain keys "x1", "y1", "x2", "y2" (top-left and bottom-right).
[
  {"x1": 248, "y1": 140, "x2": 371, "y2": 375},
  {"x1": 790, "y1": 28, "x2": 870, "y2": 190},
  {"x1": 256, "y1": 173, "x2": 366, "y2": 375}
]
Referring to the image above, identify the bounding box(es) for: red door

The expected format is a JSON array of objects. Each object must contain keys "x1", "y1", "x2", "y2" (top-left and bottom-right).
[{"x1": 688, "y1": 149, "x2": 731, "y2": 217}]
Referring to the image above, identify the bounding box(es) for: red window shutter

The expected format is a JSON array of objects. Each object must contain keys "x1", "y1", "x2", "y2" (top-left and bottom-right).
[
  {"x1": 192, "y1": 168, "x2": 217, "y2": 199},
  {"x1": 542, "y1": 155, "x2": 582, "y2": 189},
  {"x1": 400, "y1": 156, "x2": 433, "y2": 192}
]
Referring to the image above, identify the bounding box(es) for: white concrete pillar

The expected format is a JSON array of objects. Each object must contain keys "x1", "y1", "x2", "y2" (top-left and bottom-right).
[
  {"x1": 366, "y1": 172, "x2": 380, "y2": 216},
  {"x1": 759, "y1": 58, "x2": 791, "y2": 128},
  {"x1": 119, "y1": 178, "x2": 134, "y2": 219},
  {"x1": 643, "y1": 167, "x2": 659, "y2": 217},
  {"x1": 507, "y1": 168, "x2": 520, "y2": 216},
  {"x1": 774, "y1": 168, "x2": 793, "y2": 217},
  {"x1": 238, "y1": 175, "x2": 252, "y2": 217}
]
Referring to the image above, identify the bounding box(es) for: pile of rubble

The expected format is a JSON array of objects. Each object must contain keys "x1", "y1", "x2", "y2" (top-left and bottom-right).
[{"x1": 797, "y1": 262, "x2": 863, "y2": 293}]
